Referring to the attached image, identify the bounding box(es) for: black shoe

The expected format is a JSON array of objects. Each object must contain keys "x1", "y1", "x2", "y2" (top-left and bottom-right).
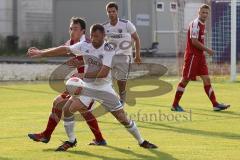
[
  {"x1": 28, "y1": 133, "x2": 50, "y2": 143},
  {"x1": 55, "y1": 139, "x2": 77, "y2": 151},
  {"x1": 213, "y1": 103, "x2": 230, "y2": 111},
  {"x1": 139, "y1": 140, "x2": 158, "y2": 149},
  {"x1": 89, "y1": 139, "x2": 107, "y2": 146}
]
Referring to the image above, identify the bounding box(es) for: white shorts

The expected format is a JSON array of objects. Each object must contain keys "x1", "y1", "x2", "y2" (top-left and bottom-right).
[
  {"x1": 78, "y1": 84, "x2": 123, "y2": 112},
  {"x1": 79, "y1": 96, "x2": 95, "y2": 111},
  {"x1": 112, "y1": 55, "x2": 132, "y2": 81}
]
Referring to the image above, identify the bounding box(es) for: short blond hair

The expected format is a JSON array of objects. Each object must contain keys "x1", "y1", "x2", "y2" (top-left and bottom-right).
[{"x1": 200, "y1": 4, "x2": 210, "y2": 10}]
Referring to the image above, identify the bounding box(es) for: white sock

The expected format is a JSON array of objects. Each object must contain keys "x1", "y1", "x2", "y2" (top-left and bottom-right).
[
  {"x1": 125, "y1": 120, "x2": 144, "y2": 144},
  {"x1": 64, "y1": 116, "x2": 76, "y2": 143}
]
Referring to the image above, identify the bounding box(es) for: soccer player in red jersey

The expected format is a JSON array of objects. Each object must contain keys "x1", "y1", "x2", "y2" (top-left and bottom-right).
[
  {"x1": 171, "y1": 4, "x2": 230, "y2": 112},
  {"x1": 28, "y1": 17, "x2": 107, "y2": 148}
]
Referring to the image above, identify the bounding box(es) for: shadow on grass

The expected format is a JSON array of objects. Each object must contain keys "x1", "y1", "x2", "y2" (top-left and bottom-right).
[
  {"x1": 105, "y1": 145, "x2": 178, "y2": 160},
  {"x1": 140, "y1": 122, "x2": 240, "y2": 140},
  {"x1": 0, "y1": 157, "x2": 13, "y2": 160},
  {"x1": 43, "y1": 145, "x2": 178, "y2": 160},
  {"x1": 98, "y1": 120, "x2": 240, "y2": 140},
  {"x1": 136, "y1": 102, "x2": 240, "y2": 119},
  {"x1": 191, "y1": 107, "x2": 240, "y2": 117}
]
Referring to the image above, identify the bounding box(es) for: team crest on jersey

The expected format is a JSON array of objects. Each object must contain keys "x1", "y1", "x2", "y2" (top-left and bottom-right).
[
  {"x1": 85, "y1": 50, "x2": 89, "y2": 53},
  {"x1": 104, "y1": 43, "x2": 114, "y2": 51},
  {"x1": 118, "y1": 29, "x2": 123, "y2": 33},
  {"x1": 98, "y1": 54, "x2": 103, "y2": 59}
]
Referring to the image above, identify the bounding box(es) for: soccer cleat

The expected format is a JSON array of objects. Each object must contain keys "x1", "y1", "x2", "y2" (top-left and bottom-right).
[
  {"x1": 139, "y1": 140, "x2": 158, "y2": 149},
  {"x1": 213, "y1": 103, "x2": 230, "y2": 111},
  {"x1": 171, "y1": 105, "x2": 185, "y2": 112},
  {"x1": 28, "y1": 133, "x2": 50, "y2": 143},
  {"x1": 55, "y1": 139, "x2": 77, "y2": 151},
  {"x1": 89, "y1": 139, "x2": 107, "y2": 146}
]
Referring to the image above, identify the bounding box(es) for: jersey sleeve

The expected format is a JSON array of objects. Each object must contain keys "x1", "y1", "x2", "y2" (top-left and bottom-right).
[
  {"x1": 68, "y1": 42, "x2": 85, "y2": 56},
  {"x1": 126, "y1": 21, "x2": 136, "y2": 34},
  {"x1": 190, "y1": 21, "x2": 199, "y2": 39}
]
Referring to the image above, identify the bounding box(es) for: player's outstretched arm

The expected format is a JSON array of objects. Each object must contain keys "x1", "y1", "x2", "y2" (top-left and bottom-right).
[
  {"x1": 27, "y1": 46, "x2": 70, "y2": 58},
  {"x1": 65, "y1": 57, "x2": 84, "y2": 68},
  {"x1": 191, "y1": 38, "x2": 214, "y2": 56}
]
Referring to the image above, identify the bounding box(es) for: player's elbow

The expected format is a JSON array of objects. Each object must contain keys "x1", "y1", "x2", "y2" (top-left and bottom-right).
[{"x1": 132, "y1": 32, "x2": 139, "y2": 41}]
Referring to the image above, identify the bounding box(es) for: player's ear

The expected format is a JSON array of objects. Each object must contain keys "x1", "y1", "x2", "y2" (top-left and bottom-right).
[{"x1": 82, "y1": 29, "x2": 86, "y2": 34}]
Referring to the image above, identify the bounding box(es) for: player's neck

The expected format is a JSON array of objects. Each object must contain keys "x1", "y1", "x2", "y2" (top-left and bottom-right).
[
  {"x1": 110, "y1": 18, "x2": 118, "y2": 26},
  {"x1": 72, "y1": 37, "x2": 80, "y2": 43},
  {"x1": 92, "y1": 41, "x2": 104, "y2": 49},
  {"x1": 198, "y1": 17, "x2": 205, "y2": 24}
]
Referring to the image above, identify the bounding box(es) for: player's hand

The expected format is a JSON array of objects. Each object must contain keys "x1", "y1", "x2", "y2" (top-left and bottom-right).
[
  {"x1": 71, "y1": 73, "x2": 83, "y2": 79},
  {"x1": 65, "y1": 57, "x2": 84, "y2": 68},
  {"x1": 27, "y1": 47, "x2": 42, "y2": 58},
  {"x1": 206, "y1": 49, "x2": 215, "y2": 56},
  {"x1": 134, "y1": 57, "x2": 142, "y2": 64}
]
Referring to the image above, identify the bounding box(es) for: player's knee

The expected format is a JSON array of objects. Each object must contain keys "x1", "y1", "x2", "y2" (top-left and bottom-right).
[
  {"x1": 111, "y1": 110, "x2": 130, "y2": 126},
  {"x1": 63, "y1": 106, "x2": 73, "y2": 117}
]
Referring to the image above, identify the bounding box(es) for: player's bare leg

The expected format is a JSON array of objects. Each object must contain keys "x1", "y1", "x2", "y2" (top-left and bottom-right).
[
  {"x1": 66, "y1": 97, "x2": 106, "y2": 144},
  {"x1": 111, "y1": 109, "x2": 157, "y2": 149},
  {"x1": 200, "y1": 75, "x2": 230, "y2": 111},
  {"x1": 171, "y1": 78, "x2": 189, "y2": 112},
  {"x1": 55, "y1": 98, "x2": 77, "y2": 151},
  {"x1": 56, "y1": 98, "x2": 106, "y2": 151},
  {"x1": 117, "y1": 80, "x2": 127, "y2": 104},
  {"x1": 28, "y1": 95, "x2": 68, "y2": 143}
]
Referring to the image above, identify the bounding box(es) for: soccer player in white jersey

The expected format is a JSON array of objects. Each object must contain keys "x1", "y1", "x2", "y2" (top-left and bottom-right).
[
  {"x1": 27, "y1": 24, "x2": 157, "y2": 149},
  {"x1": 103, "y1": 2, "x2": 141, "y2": 104},
  {"x1": 27, "y1": 17, "x2": 106, "y2": 149}
]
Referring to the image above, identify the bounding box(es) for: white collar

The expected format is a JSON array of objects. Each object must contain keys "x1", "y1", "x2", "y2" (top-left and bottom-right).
[
  {"x1": 80, "y1": 34, "x2": 86, "y2": 42},
  {"x1": 92, "y1": 42, "x2": 104, "y2": 50},
  {"x1": 198, "y1": 17, "x2": 205, "y2": 25},
  {"x1": 110, "y1": 18, "x2": 119, "y2": 27}
]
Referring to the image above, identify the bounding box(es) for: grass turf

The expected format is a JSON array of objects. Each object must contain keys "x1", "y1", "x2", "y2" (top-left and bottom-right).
[{"x1": 0, "y1": 78, "x2": 239, "y2": 160}]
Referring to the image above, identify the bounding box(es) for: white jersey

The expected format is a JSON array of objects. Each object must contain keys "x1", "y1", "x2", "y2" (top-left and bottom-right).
[
  {"x1": 103, "y1": 18, "x2": 136, "y2": 55},
  {"x1": 68, "y1": 40, "x2": 115, "y2": 86}
]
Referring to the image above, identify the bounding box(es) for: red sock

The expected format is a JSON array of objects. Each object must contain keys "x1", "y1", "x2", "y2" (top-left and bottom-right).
[
  {"x1": 172, "y1": 82, "x2": 186, "y2": 107},
  {"x1": 82, "y1": 111, "x2": 104, "y2": 142},
  {"x1": 204, "y1": 85, "x2": 218, "y2": 107},
  {"x1": 42, "y1": 107, "x2": 62, "y2": 138}
]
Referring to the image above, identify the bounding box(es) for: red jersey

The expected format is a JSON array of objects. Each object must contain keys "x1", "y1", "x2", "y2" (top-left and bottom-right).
[
  {"x1": 185, "y1": 18, "x2": 205, "y2": 57},
  {"x1": 64, "y1": 35, "x2": 87, "y2": 73}
]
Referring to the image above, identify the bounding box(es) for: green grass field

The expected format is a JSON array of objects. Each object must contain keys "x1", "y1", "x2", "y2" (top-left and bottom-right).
[{"x1": 0, "y1": 78, "x2": 240, "y2": 160}]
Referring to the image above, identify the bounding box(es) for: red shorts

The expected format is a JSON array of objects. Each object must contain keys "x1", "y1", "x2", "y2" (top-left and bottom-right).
[{"x1": 182, "y1": 54, "x2": 209, "y2": 80}]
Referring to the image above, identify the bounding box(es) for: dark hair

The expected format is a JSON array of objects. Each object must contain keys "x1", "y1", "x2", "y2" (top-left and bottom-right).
[
  {"x1": 200, "y1": 4, "x2": 210, "y2": 10},
  {"x1": 106, "y1": 2, "x2": 118, "y2": 11},
  {"x1": 70, "y1": 17, "x2": 86, "y2": 30},
  {"x1": 90, "y1": 24, "x2": 105, "y2": 34}
]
